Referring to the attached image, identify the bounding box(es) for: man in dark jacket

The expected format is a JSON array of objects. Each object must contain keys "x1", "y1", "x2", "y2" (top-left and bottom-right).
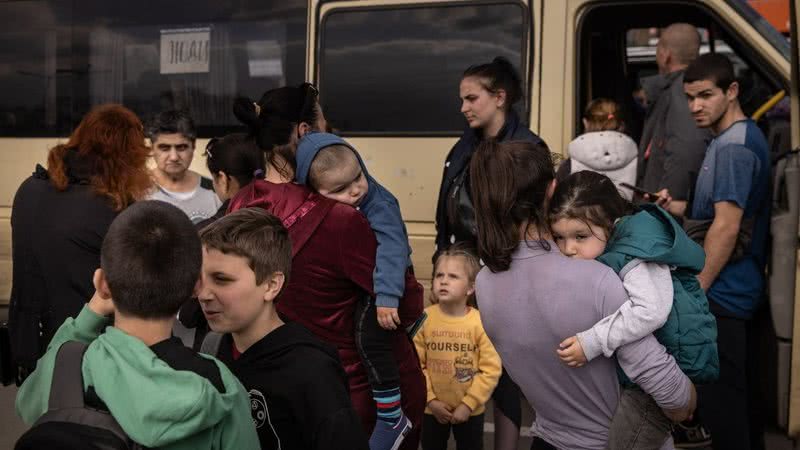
[{"x1": 638, "y1": 23, "x2": 711, "y2": 216}]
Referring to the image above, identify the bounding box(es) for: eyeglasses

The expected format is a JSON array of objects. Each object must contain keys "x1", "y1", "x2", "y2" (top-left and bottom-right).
[{"x1": 204, "y1": 137, "x2": 220, "y2": 159}]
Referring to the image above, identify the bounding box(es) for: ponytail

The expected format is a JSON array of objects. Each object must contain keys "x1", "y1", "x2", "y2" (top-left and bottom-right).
[
  {"x1": 463, "y1": 56, "x2": 523, "y2": 109},
  {"x1": 583, "y1": 98, "x2": 624, "y2": 132},
  {"x1": 232, "y1": 84, "x2": 320, "y2": 181},
  {"x1": 469, "y1": 139, "x2": 554, "y2": 272}
]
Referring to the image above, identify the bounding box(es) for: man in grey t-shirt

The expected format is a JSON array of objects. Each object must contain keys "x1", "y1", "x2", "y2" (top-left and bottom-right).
[{"x1": 146, "y1": 110, "x2": 221, "y2": 224}]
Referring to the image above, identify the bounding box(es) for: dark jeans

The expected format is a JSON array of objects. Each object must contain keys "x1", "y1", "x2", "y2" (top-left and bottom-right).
[
  {"x1": 696, "y1": 301, "x2": 765, "y2": 450},
  {"x1": 355, "y1": 296, "x2": 400, "y2": 390},
  {"x1": 607, "y1": 387, "x2": 672, "y2": 449},
  {"x1": 422, "y1": 413, "x2": 484, "y2": 450},
  {"x1": 492, "y1": 367, "x2": 522, "y2": 427},
  {"x1": 530, "y1": 437, "x2": 559, "y2": 450}
]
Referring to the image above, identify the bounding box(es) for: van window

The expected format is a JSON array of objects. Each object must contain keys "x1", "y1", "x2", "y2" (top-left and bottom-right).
[
  {"x1": 576, "y1": 3, "x2": 787, "y2": 145},
  {"x1": 0, "y1": 0, "x2": 307, "y2": 137},
  {"x1": 319, "y1": 3, "x2": 528, "y2": 135}
]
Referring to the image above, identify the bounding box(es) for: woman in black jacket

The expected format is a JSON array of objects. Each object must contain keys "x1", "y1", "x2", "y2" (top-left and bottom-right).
[
  {"x1": 434, "y1": 57, "x2": 544, "y2": 450},
  {"x1": 9, "y1": 104, "x2": 151, "y2": 382}
]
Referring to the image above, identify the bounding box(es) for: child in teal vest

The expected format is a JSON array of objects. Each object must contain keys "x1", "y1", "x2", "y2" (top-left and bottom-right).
[{"x1": 548, "y1": 171, "x2": 718, "y2": 448}]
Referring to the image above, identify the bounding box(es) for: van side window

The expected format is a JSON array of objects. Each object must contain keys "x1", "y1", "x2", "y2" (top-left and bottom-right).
[
  {"x1": 319, "y1": 3, "x2": 528, "y2": 135},
  {"x1": 0, "y1": 0, "x2": 307, "y2": 137}
]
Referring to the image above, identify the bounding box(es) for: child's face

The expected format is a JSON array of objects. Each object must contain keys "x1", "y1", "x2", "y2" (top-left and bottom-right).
[
  {"x1": 432, "y1": 256, "x2": 474, "y2": 306},
  {"x1": 551, "y1": 218, "x2": 608, "y2": 260},
  {"x1": 315, "y1": 152, "x2": 369, "y2": 207},
  {"x1": 197, "y1": 247, "x2": 273, "y2": 335}
]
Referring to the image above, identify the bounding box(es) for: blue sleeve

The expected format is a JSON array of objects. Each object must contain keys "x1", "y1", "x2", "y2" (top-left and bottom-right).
[
  {"x1": 365, "y1": 199, "x2": 410, "y2": 308},
  {"x1": 712, "y1": 144, "x2": 759, "y2": 209}
]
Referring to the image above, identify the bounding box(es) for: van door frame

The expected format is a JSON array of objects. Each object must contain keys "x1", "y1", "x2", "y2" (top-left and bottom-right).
[{"x1": 787, "y1": 0, "x2": 800, "y2": 438}]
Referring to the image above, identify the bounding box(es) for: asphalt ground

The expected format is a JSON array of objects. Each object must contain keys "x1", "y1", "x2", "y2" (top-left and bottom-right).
[{"x1": 1, "y1": 384, "x2": 795, "y2": 449}]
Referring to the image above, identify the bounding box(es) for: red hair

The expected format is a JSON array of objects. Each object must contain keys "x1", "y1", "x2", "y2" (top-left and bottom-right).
[{"x1": 47, "y1": 104, "x2": 152, "y2": 211}]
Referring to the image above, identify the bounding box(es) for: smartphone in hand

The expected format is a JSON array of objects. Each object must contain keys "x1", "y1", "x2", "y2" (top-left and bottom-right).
[{"x1": 619, "y1": 182, "x2": 658, "y2": 200}]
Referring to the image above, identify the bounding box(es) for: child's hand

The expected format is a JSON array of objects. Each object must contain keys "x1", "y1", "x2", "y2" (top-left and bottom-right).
[
  {"x1": 557, "y1": 336, "x2": 587, "y2": 367},
  {"x1": 428, "y1": 399, "x2": 453, "y2": 424},
  {"x1": 88, "y1": 290, "x2": 115, "y2": 317},
  {"x1": 450, "y1": 403, "x2": 472, "y2": 424},
  {"x1": 377, "y1": 307, "x2": 401, "y2": 330}
]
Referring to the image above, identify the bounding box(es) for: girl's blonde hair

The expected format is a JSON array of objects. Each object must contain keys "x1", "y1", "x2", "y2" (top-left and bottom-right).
[
  {"x1": 583, "y1": 98, "x2": 624, "y2": 132},
  {"x1": 431, "y1": 244, "x2": 481, "y2": 307}
]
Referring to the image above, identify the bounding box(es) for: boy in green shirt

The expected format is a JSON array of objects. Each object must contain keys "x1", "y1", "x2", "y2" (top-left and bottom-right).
[{"x1": 15, "y1": 200, "x2": 259, "y2": 450}]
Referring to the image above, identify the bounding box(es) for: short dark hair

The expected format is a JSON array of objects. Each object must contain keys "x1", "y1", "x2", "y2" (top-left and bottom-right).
[
  {"x1": 200, "y1": 208, "x2": 292, "y2": 286},
  {"x1": 308, "y1": 145, "x2": 357, "y2": 190},
  {"x1": 684, "y1": 53, "x2": 736, "y2": 91},
  {"x1": 146, "y1": 110, "x2": 197, "y2": 143},
  {"x1": 101, "y1": 201, "x2": 202, "y2": 319}
]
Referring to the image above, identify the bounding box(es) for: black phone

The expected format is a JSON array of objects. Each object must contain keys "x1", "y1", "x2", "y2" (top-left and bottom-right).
[{"x1": 619, "y1": 182, "x2": 658, "y2": 199}]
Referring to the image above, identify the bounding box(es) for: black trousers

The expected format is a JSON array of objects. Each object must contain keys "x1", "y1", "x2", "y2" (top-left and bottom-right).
[
  {"x1": 530, "y1": 437, "x2": 559, "y2": 450},
  {"x1": 422, "y1": 413, "x2": 484, "y2": 450},
  {"x1": 492, "y1": 367, "x2": 522, "y2": 427},
  {"x1": 354, "y1": 296, "x2": 400, "y2": 390},
  {"x1": 696, "y1": 301, "x2": 765, "y2": 450}
]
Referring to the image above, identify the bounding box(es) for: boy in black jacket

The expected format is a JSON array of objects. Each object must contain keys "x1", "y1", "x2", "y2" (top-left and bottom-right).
[{"x1": 197, "y1": 207, "x2": 368, "y2": 450}]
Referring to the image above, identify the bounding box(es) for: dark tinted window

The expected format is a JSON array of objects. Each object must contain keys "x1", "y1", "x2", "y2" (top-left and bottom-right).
[
  {"x1": 0, "y1": 0, "x2": 306, "y2": 137},
  {"x1": 320, "y1": 3, "x2": 527, "y2": 135}
]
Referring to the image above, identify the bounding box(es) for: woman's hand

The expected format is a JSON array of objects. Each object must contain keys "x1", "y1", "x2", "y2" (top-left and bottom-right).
[
  {"x1": 557, "y1": 336, "x2": 587, "y2": 367},
  {"x1": 377, "y1": 307, "x2": 401, "y2": 330},
  {"x1": 428, "y1": 399, "x2": 453, "y2": 424}
]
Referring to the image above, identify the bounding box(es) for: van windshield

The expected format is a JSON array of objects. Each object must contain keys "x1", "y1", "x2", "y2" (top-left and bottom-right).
[{"x1": 725, "y1": 0, "x2": 790, "y2": 59}]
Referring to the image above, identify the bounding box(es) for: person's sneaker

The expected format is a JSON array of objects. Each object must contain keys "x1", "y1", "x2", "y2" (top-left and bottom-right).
[
  {"x1": 672, "y1": 422, "x2": 712, "y2": 448},
  {"x1": 369, "y1": 414, "x2": 412, "y2": 450}
]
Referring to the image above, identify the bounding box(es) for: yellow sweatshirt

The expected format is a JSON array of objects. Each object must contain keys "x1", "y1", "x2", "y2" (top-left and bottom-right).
[{"x1": 413, "y1": 304, "x2": 502, "y2": 416}]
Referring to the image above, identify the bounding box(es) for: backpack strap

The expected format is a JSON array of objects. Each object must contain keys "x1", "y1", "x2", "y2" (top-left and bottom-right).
[
  {"x1": 200, "y1": 332, "x2": 223, "y2": 357},
  {"x1": 48, "y1": 341, "x2": 89, "y2": 410},
  {"x1": 172, "y1": 317, "x2": 197, "y2": 349}
]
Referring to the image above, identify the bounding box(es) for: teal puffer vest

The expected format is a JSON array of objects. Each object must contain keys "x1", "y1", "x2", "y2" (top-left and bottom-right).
[{"x1": 598, "y1": 204, "x2": 719, "y2": 384}]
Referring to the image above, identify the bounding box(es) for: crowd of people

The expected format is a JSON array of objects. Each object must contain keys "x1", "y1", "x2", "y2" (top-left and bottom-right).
[{"x1": 7, "y1": 22, "x2": 771, "y2": 450}]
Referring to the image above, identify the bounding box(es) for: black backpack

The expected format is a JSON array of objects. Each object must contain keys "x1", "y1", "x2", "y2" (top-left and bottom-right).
[{"x1": 15, "y1": 341, "x2": 147, "y2": 450}]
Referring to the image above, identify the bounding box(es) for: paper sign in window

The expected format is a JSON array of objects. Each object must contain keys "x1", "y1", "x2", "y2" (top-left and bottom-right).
[{"x1": 160, "y1": 28, "x2": 210, "y2": 74}]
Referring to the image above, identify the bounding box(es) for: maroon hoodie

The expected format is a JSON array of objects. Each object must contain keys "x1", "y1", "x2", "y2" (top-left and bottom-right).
[{"x1": 228, "y1": 180, "x2": 425, "y2": 446}]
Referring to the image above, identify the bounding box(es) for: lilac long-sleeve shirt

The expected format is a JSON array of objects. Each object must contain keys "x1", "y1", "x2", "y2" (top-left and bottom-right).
[{"x1": 475, "y1": 241, "x2": 691, "y2": 449}]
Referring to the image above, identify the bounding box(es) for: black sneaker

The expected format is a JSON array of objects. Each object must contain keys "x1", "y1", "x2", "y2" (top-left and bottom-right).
[{"x1": 672, "y1": 422, "x2": 712, "y2": 448}]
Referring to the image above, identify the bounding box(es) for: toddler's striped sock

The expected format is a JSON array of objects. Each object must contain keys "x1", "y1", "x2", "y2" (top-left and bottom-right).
[{"x1": 374, "y1": 387, "x2": 402, "y2": 424}]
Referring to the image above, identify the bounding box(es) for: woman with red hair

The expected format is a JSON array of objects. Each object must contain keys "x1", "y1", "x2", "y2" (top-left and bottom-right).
[{"x1": 9, "y1": 104, "x2": 152, "y2": 382}]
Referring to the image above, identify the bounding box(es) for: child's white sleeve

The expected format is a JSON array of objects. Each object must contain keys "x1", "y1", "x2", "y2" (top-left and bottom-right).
[{"x1": 576, "y1": 261, "x2": 673, "y2": 361}]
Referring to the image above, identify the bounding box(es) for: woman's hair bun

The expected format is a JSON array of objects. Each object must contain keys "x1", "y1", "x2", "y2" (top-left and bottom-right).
[
  {"x1": 233, "y1": 97, "x2": 260, "y2": 129},
  {"x1": 492, "y1": 56, "x2": 513, "y2": 69}
]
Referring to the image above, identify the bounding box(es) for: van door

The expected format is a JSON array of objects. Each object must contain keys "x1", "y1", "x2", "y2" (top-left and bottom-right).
[
  {"x1": 309, "y1": 0, "x2": 537, "y2": 287},
  {"x1": 787, "y1": 0, "x2": 800, "y2": 438}
]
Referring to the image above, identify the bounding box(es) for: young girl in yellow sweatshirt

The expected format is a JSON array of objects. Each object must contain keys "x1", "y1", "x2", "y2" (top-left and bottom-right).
[{"x1": 414, "y1": 245, "x2": 502, "y2": 450}]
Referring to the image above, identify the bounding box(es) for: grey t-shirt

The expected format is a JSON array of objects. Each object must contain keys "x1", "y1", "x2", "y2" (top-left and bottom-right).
[
  {"x1": 148, "y1": 175, "x2": 222, "y2": 224},
  {"x1": 475, "y1": 241, "x2": 690, "y2": 449}
]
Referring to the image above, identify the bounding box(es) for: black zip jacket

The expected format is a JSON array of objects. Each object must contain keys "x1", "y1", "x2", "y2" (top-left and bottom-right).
[
  {"x1": 434, "y1": 111, "x2": 543, "y2": 257},
  {"x1": 216, "y1": 322, "x2": 369, "y2": 450},
  {"x1": 9, "y1": 156, "x2": 117, "y2": 373}
]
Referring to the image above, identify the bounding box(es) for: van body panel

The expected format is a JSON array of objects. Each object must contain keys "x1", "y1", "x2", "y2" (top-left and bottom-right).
[{"x1": 787, "y1": 0, "x2": 800, "y2": 437}]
